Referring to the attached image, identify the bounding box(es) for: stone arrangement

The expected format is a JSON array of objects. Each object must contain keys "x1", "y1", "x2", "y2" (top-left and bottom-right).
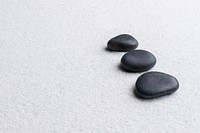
[{"x1": 107, "y1": 34, "x2": 179, "y2": 99}]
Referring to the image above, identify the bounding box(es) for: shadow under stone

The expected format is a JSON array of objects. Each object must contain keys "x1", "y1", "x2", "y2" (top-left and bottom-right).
[
  {"x1": 104, "y1": 47, "x2": 128, "y2": 53},
  {"x1": 133, "y1": 87, "x2": 174, "y2": 101},
  {"x1": 118, "y1": 64, "x2": 134, "y2": 73},
  {"x1": 118, "y1": 64, "x2": 145, "y2": 74}
]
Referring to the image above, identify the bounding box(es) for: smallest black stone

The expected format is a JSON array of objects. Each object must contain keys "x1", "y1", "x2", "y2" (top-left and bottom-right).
[{"x1": 107, "y1": 34, "x2": 138, "y2": 52}]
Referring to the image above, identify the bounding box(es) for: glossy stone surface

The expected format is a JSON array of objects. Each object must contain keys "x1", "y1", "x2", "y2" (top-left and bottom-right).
[
  {"x1": 107, "y1": 34, "x2": 138, "y2": 52},
  {"x1": 135, "y1": 71, "x2": 179, "y2": 98},
  {"x1": 121, "y1": 50, "x2": 156, "y2": 72}
]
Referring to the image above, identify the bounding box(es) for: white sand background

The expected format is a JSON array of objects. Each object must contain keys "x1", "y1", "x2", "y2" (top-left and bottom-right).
[{"x1": 0, "y1": 0, "x2": 200, "y2": 132}]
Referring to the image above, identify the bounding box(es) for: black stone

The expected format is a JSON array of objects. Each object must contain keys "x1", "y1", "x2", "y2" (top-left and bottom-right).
[
  {"x1": 107, "y1": 34, "x2": 138, "y2": 52},
  {"x1": 121, "y1": 50, "x2": 156, "y2": 72},
  {"x1": 135, "y1": 71, "x2": 179, "y2": 98}
]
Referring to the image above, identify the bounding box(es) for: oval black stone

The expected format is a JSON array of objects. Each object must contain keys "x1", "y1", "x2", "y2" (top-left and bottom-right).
[
  {"x1": 121, "y1": 50, "x2": 156, "y2": 72},
  {"x1": 107, "y1": 34, "x2": 138, "y2": 52},
  {"x1": 135, "y1": 72, "x2": 179, "y2": 99}
]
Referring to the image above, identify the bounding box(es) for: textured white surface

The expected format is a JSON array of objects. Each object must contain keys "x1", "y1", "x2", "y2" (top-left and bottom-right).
[{"x1": 0, "y1": 0, "x2": 200, "y2": 132}]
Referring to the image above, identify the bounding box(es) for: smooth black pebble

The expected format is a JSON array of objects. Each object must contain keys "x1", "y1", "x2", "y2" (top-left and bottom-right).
[
  {"x1": 121, "y1": 50, "x2": 156, "y2": 72},
  {"x1": 135, "y1": 71, "x2": 179, "y2": 99},
  {"x1": 107, "y1": 34, "x2": 138, "y2": 52}
]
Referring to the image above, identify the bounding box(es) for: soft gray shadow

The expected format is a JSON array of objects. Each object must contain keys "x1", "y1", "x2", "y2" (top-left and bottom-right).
[
  {"x1": 104, "y1": 47, "x2": 111, "y2": 52},
  {"x1": 118, "y1": 64, "x2": 133, "y2": 73},
  {"x1": 104, "y1": 47, "x2": 117, "y2": 52},
  {"x1": 118, "y1": 64, "x2": 145, "y2": 74},
  {"x1": 133, "y1": 86, "x2": 174, "y2": 101},
  {"x1": 103, "y1": 47, "x2": 127, "y2": 53}
]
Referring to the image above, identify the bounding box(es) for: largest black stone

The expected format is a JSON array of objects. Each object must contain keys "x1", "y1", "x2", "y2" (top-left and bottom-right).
[
  {"x1": 107, "y1": 34, "x2": 138, "y2": 52},
  {"x1": 135, "y1": 71, "x2": 179, "y2": 99},
  {"x1": 121, "y1": 50, "x2": 156, "y2": 72}
]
